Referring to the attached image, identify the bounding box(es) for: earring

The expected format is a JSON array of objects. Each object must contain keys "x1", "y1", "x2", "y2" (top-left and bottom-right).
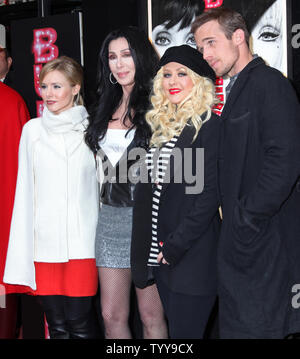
[{"x1": 109, "y1": 72, "x2": 118, "y2": 85}]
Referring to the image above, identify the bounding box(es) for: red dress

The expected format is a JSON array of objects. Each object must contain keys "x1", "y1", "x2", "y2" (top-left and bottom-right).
[
  {"x1": 33, "y1": 259, "x2": 98, "y2": 297},
  {"x1": 4, "y1": 260, "x2": 98, "y2": 297}
]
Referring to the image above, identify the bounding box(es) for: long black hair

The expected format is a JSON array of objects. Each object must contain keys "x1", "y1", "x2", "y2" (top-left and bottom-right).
[{"x1": 85, "y1": 26, "x2": 159, "y2": 153}]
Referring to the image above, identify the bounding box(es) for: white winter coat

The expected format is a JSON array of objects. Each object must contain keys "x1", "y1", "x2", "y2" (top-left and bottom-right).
[{"x1": 3, "y1": 106, "x2": 99, "y2": 290}]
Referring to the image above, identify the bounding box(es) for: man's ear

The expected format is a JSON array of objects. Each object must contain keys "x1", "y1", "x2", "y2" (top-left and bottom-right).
[
  {"x1": 7, "y1": 56, "x2": 12, "y2": 71},
  {"x1": 233, "y1": 29, "x2": 245, "y2": 46}
]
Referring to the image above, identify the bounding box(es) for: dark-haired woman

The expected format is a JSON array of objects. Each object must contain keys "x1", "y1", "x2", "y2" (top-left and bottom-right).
[{"x1": 85, "y1": 26, "x2": 168, "y2": 339}]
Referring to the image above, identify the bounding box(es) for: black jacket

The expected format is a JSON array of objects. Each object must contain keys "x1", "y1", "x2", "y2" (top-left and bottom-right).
[
  {"x1": 131, "y1": 114, "x2": 221, "y2": 296},
  {"x1": 98, "y1": 132, "x2": 141, "y2": 207},
  {"x1": 217, "y1": 57, "x2": 300, "y2": 338}
]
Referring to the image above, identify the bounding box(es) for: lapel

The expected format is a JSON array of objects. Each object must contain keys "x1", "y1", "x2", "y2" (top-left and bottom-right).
[
  {"x1": 160, "y1": 123, "x2": 196, "y2": 197},
  {"x1": 221, "y1": 57, "x2": 264, "y2": 120}
]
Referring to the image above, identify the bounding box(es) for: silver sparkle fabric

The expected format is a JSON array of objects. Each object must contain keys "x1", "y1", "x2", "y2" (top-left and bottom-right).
[{"x1": 95, "y1": 204, "x2": 133, "y2": 268}]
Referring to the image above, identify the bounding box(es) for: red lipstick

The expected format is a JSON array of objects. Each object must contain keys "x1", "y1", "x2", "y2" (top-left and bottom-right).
[{"x1": 169, "y1": 88, "x2": 181, "y2": 95}]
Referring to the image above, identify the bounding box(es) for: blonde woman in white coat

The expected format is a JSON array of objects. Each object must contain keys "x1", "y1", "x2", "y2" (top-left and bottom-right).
[{"x1": 3, "y1": 56, "x2": 99, "y2": 339}]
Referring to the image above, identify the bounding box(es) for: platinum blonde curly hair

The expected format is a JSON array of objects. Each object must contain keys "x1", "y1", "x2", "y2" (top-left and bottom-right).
[{"x1": 146, "y1": 66, "x2": 216, "y2": 147}]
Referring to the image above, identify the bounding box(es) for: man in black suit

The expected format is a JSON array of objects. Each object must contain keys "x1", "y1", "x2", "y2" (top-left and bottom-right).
[{"x1": 193, "y1": 7, "x2": 300, "y2": 338}]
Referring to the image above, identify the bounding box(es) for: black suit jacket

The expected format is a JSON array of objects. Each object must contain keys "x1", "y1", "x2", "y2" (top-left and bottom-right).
[{"x1": 131, "y1": 114, "x2": 221, "y2": 296}]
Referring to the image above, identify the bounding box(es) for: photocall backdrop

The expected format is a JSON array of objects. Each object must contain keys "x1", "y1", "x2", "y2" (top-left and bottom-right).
[{"x1": 8, "y1": 0, "x2": 299, "y2": 119}]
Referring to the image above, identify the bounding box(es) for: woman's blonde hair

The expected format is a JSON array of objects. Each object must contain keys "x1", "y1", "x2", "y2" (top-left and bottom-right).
[
  {"x1": 39, "y1": 56, "x2": 84, "y2": 106},
  {"x1": 146, "y1": 66, "x2": 216, "y2": 147}
]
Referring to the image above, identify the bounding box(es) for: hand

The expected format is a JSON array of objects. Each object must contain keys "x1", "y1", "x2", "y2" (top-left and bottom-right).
[{"x1": 157, "y1": 252, "x2": 170, "y2": 265}]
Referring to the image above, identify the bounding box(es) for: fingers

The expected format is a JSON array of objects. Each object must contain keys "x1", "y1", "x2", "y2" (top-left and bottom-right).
[
  {"x1": 157, "y1": 252, "x2": 170, "y2": 265},
  {"x1": 157, "y1": 252, "x2": 163, "y2": 263}
]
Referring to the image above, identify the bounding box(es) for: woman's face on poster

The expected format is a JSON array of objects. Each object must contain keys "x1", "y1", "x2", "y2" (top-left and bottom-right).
[
  {"x1": 152, "y1": 21, "x2": 196, "y2": 58},
  {"x1": 251, "y1": 0, "x2": 283, "y2": 72}
]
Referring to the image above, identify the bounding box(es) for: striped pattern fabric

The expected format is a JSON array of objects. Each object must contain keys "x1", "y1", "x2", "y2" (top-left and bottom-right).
[{"x1": 146, "y1": 136, "x2": 179, "y2": 266}]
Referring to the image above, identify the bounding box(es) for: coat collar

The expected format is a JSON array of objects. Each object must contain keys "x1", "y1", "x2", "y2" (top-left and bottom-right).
[
  {"x1": 221, "y1": 57, "x2": 265, "y2": 120},
  {"x1": 41, "y1": 105, "x2": 89, "y2": 134},
  {"x1": 40, "y1": 106, "x2": 89, "y2": 158}
]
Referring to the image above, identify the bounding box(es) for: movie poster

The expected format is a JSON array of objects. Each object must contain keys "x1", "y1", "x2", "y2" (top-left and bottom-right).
[{"x1": 148, "y1": 0, "x2": 290, "y2": 112}]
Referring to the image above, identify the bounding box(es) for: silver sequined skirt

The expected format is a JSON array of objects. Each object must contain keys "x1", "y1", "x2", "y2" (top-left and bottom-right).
[{"x1": 95, "y1": 204, "x2": 133, "y2": 268}]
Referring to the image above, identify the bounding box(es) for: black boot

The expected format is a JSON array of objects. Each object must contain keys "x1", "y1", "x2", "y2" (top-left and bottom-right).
[
  {"x1": 48, "y1": 325, "x2": 70, "y2": 339},
  {"x1": 39, "y1": 295, "x2": 70, "y2": 339},
  {"x1": 67, "y1": 313, "x2": 96, "y2": 339},
  {"x1": 45, "y1": 310, "x2": 70, "y2": 339}
]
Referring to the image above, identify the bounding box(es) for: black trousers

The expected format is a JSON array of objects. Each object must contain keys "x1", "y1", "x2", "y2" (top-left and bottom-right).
[
  {"x1": 154, "y1": 268, "x2": 216, "y2": 339},
  {"x1": 38, "y1": 295, "x2": 96, "y2": 339}
]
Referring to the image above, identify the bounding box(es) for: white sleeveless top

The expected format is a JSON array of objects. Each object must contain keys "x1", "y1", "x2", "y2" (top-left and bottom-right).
[{"x1": 99, "y1": 128, "x2": 136, "y2": 167}]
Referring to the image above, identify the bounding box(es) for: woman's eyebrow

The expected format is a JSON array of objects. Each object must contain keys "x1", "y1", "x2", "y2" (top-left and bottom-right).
[{"x1": 109, "y1": 48, "x2": 130, "y2": 54}]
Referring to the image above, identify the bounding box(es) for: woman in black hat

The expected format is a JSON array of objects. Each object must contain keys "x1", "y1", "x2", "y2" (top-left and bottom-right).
[{"x1": 131, "y1": 45, "x2": 221, "y2": 339}]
